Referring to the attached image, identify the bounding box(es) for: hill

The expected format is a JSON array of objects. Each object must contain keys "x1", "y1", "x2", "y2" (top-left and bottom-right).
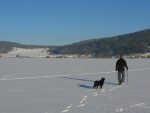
[
  {"x1": 0, "y1": 41, "x2": 56, "y2": 53},
  {"x1": 52, "y1": 29, "x2": 150, "y2": 57},
  {"x1": 0, "y1": 29, "x2": 150, "y2": 57}
]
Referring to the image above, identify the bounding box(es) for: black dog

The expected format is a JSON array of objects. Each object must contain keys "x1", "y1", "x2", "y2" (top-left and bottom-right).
[{"x1": 93, "y1": 77, "x2": 105, "y2": 89}]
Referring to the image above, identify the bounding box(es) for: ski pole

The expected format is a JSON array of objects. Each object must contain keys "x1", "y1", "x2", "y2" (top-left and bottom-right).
[{"x1": 127, "y1": 70, "x2": 128, "y2": 85}]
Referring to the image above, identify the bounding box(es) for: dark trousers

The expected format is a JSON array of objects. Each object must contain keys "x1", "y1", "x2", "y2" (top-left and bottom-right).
[{"x1": 117, "y1": 71, "x2": 125, "y2": 85}]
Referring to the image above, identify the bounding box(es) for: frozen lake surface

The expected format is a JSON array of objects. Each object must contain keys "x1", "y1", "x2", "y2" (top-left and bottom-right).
[{"x1": 0, "y1": 58, "x2": 150, "y2": 113}]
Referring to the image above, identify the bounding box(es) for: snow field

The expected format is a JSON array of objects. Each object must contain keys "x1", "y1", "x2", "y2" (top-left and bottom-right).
[{"x1": 0, "y1": 58, "x2": 150, "y2": 113}]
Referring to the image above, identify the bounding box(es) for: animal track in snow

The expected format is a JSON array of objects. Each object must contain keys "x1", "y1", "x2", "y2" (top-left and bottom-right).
[
  {"x1": 60, "y1": 85, "x2": 127, "y2": 113},
  {"x1": 82, "y1": 96, "x2": 87, "y2": 100},
  {"x1": 114, "y1": 103, "x2": 150, "y2": 113},
  {"x1": 61, "y1": 104, "x2": 72, "y2": 113},
  {"x1": 76, "y1": 103, "x2": 86, "y2": 108},
  {"x1": 61, "y1": 95, "x2": 88, "y2": 112},
  {"x1": 128, "y1": 102, "x2": 150, "y2": 110},
  {"x1": 115, "y1": 108, "x2": 124, "y2": 112},
  {"x1": 80, "y1": 100, "x2": 84, "y2": 103},
  {"x1": 93, "y1": 92, "x2": 99, "y2": 96},
  {"x1": 130, "y1": 103, "x2": 145, "y2": 108},
  {"x1": 66, "y1": 105, "x2": 72, "y2": 109},
  {"x1": 77, "y1": 95, "x2": 88, "y2": 107},
  {"x1": 61, "y1": 109, "x2": 69, "y2": 113}
]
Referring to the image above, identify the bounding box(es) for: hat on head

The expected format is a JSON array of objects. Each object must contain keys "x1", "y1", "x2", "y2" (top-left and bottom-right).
[{"x1": 119, "y1": 53, "x2": 124, "y2": 57}]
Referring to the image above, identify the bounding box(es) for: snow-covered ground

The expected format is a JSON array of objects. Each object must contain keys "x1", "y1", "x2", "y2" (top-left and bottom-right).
[{"x1": 0, "y1": 58, "x2": 150, "y2": 113}]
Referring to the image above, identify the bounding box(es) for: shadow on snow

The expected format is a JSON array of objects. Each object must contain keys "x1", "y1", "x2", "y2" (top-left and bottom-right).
[
  {"x1": 60, "y1": 76, "x2": 118, "y2": 89},
  {"x1": 78, "y1": 84, "x2": 93, "y2": 89},
  {"x1": 60, "y1": 76, "x2": 94, "y2": 82}
]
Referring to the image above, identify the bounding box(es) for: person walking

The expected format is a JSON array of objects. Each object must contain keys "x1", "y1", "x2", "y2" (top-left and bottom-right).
[{"x1": 116, "y1": 54, "x2": 128, "y2": 85}]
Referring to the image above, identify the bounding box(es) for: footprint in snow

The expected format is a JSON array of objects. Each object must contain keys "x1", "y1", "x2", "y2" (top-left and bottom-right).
[
  {"x1": 80, "y1": 100, "x2": 84, "y2": 103},
  {"x1": 61, "y1": 109, "x2": 69, "y2": 113},
  {"x1": 93, "y1": 92, "x2": 99, "y2": 96},
  {"x1": 115, "y1": 108, "x2": 124, "y2": 112},
  {"x1": 76, "y1": 103, "x2": 86, "y2": 108},
  {"x1": 130, "y1": 103, "x2": 145, "y2": 108},
  {"x1": 129, "y1": 103, "x2": 150, "y2": 109},
  {"x1": 82, "y1": 96, "x2": 88, "y2": 101},
  {"x1": 61, "y1": 104, "x2": 72, "y2": 113},
  {"x1": 66, "y1": 105, "x2": 72, "y2": 109},
  {"x1": 75, "y1": 95, "x2": 88, "y2": 108},
  {"x1": 115, "y1": 102, "x2": 150, "y2": 113}
]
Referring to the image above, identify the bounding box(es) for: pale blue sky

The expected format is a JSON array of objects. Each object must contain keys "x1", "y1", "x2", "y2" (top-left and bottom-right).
[{"x1": 0, "y1": 0, "x2": 150, "y2": 45}]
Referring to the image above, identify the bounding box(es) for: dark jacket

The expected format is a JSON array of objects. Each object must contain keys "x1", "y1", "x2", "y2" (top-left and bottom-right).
[{"x1": 116, "y1": 58, "x2": 128, "y2": 72}]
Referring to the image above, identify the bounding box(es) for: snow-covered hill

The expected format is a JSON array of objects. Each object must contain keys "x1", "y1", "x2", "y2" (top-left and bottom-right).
[
  {"x1": 0, "y1": 58, "x2": 150, "y2": 113},
  {"x1": 1, "y1": 47, "x2": 49, "y2": 58}
]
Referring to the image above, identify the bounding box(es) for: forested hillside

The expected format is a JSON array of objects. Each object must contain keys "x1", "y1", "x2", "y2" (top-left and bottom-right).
[
  {"x1": 52, "y1": 29, "x2": 150, "y2": 57},
  {"x1": 0, "y1": 29, "x2": 150, "y2": 57}
]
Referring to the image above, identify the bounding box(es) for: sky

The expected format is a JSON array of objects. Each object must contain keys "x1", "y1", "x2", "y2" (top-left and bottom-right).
[{"x1": 0, "y1": 0, "x2": 150, "y2": 45}]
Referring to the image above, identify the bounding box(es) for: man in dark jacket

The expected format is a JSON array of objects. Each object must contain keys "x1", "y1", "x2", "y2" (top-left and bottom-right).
[{"x1": 116, "y1": 54, "x2": 128, "y2": 85}]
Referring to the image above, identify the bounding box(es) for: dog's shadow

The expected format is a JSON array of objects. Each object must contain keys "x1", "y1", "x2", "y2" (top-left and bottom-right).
[
  {"x1": 60, "y1": 76, "x2": 118, "y2": 89},
  {"x1": 78, "y1": 84, "x2": 93, "y2": 89}
]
